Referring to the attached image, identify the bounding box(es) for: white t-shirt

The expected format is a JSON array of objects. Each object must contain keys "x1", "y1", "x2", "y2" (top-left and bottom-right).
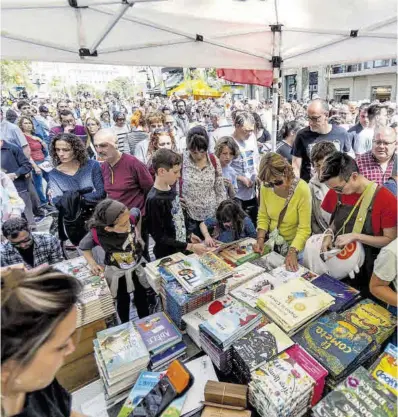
[{"x1": 373, "y1": 239, "x2": 397, "y2": 290}]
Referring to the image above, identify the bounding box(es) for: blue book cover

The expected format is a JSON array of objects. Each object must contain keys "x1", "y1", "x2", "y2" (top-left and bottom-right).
[
  {"x1": 135, "y1": 312, "x2": 182, "y2": 353},
  {"x1": 151, "y1": 341, "x2": 187, "y2": 366},
  {"x1": 293, "y1": 312, "x2": 375, "y2": 378},
  {"x1": 311, "y1": 274, "x2": 360, "y2": 312}
]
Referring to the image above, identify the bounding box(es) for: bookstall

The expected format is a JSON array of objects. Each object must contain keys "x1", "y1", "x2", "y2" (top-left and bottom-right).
[{"x1": 60, "y1": 238, "x2": 397, "y2": 417}]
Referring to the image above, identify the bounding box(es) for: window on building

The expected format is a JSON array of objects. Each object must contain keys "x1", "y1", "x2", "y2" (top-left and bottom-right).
[
  {"x1": 373, "y1": 60, "x2": 390, "y2": 68},
  {"x1": 309, "y1": 71, "x2": 318, "y2": 99},
  {"x1": 392, "y1": 59, "x2": 397, "y2": 66},
  {"x1": 371, "y1": 86, "x2": 392, "y2": 102},
  {"x1": 364, "y1": 61, "x2": 373, "y2": 70},
  {"x1": 333, "y1": 88, "x2": 350, "y2": 103},
  {"x1": 285, "y1": 75, "x2": 297, "y2": 101}
]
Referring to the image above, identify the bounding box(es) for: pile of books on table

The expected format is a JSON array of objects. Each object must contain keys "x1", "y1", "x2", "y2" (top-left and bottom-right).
[
  {"x1": 249, "y1": 350, "x2": 316, "y2": 417},
  {"x1": 116, "y1": 370, "x2": 187, "y2": 417},
  {"x1": 313, "y1": 367, "x2": 397, "y2": 417},
  {"x1": 231, "y1": 322, "x2": 293, "y2": 383},
  {"x1": 199, "y1": 300, "x2": 262, "y2": 372},
  {"x1": 182, "y1": 294, "x2": 236, "y2": 347},
  {"x1": 311, "y1": 273, "x2": 361, "y2": 312},
  {"x1": 256, "y1": 277, "x2": 335, "y2": 336},
  {"x1": 93, "y1": 321, "x2": 149, "y2": 401},
  {"x1": 248, "y1": 251, "x2": 285, "y2": 271},
  {"x1": 144, "y1": 253, "x2": 186, "y2": 294},
  {"x1": 163, "y1": 279, "x2": 227, "y2": 330},
  {"x1": 225, "y1": 262, "x2": 266, "y2": 292},
  {"x1": 54, "y1": 257, "x2": 115, "y2": 327},
  {"x1": 369, "y1": 343, "x2": 397, "y2": 396},
  {"x1": 293, "y1": 311, "x2": 378, "y2": 388},
  {"x1": 135, "y1": 312, "x2": 186, "y2": 371},
  {"x1": 216, "y1": 238, "x2": 265, "y2": 266}
]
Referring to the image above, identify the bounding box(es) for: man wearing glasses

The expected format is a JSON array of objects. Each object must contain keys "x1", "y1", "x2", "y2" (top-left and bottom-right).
[
  {"x1": 356, "y1": 127, "x2": 397, "y2": 185},
  {"x1": 292, "y1": 99, "x2": 350, "y2": 182},
  {"x1": 1, "y1": 217, "x2": 63, "y2": 268},
  {"x1": 16, "y1": 100, "x2": 49, "y2": 145},
  {"x1": 319, "y1": 152, "x2": 397, "y2": 297}
]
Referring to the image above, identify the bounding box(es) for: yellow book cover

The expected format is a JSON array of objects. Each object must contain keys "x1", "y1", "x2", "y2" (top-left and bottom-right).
[{"x1": 371, "y1": 350, "x2": 398, "y2": 396}]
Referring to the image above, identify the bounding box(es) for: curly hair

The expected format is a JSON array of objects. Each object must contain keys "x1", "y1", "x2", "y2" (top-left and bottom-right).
[
  {"x1": 214, "y1": 136, "x2": 239, "y2": 159},
  {"x1": 17, "y1": 116, "x2": 35, "y2": 135},
  {"x1": 145, "y1": 111, "x2": 165, "y2": 128},
  {"x1": 130, "y1": 109, "x2": 145, "y2": 128},
  {"x1": 258, "y1": 152, "x2": 295, "y2": 184},
  {"x1": 50, "y1": 133, "x2": 88, "y2": 167},
  {"x1": 147, "y1": 130, "x2": 176, "y2": 156}
]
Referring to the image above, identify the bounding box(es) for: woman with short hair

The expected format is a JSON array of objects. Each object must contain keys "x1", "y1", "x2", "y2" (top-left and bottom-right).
[{"x1": 255, "y1": 152, "x2": 312, "y2": 271}]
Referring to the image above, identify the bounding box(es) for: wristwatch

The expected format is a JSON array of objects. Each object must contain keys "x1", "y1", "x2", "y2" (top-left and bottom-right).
[{"x1": 288, "y1": 247, "x2": 298, "y2": 255}]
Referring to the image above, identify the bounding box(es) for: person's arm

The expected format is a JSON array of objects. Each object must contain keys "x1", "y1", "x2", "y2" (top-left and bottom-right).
[
  {"x1": 243, "y1": 216, "x2": 257, "y2": 239},
  {"x1": 292, "y1": 156, "x2": 302, "y2": 179},
  {"x1": 290, "y1": 183, "x2": 312, "y2": 252},
  {"x1": 200, "y1": 219, "x2": 216, "y2": 247},
  {"x1": 70, "y1": 411, "x2": 88, "y2": 417},
  {"x1": 335, "y1": 227, "x2": 397, "y2": 249},
  {"x1": 48, "y1": 236, "x2": 64, "y2": 264},
  {"x1": 83, "y1": 161, "x2": 106, "y2": 202},
  {"x1": 133, "y1": 158, "x2": 154, "y2": 194},
  {"x1": 254, "y1": 186, "x2": 270, "y2": 253},
  {"x1": 369, "y1": 274, "x2": 397, "y2": 307},
  {"x1": 13, "y1": 147, "x2": 32, "y2": 177},
  {"x1": 79, "y1": 231, "x2": 104, "y2": 275}
]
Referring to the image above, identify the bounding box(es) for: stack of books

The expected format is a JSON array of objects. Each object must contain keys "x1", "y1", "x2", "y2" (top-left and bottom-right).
[
  {"x1": 135, "y1": 312, "x2": 185, "y2": 371},
  {"x1": 231, "y1": 322, "x2": 293, "y2": 383},
  {"x1": 182, "y1": 295, "x2": 237, "y2": 347},
  {"x1": 256, "y1": 277, "x2": 335, "y2": 335},
  {"x1": 312, "y1": 367, "x2": 397, "y2": 417},
  {"x1": 163, "y1": 278, "x2": 227, "y2": 330},
  {"x1": 117, "y1": 370, "x2": 187, "y2": 417},
  {"x1": 284, "y1": 344, "x2": 328, "y2": 406},
  {"x1": 369, "y1": 343, "x2": 397, "y2": 396},
  {"x1": 165, "y1": 252, "x2": 233, "y2": 293},
  {"x1": 230, "y1": 272, "x2": 279, "y2": 308},
  {"x1": 311, "y1": 273, "x2": 361, "y2": 312},
  {"x1": 248, "y1": 251, "x2": 285, "y2": 271},
  {"x1": 249, "y1": 350, "x2": 316, "y2": 417},
  {"x1": 199, "y1": 301, "x2": 262, "y2": 372},
  {"x1": 216, "y1": 238, "x2": 265, "y2": 266},
  {"x1": 341, "y1": 299, "x2": 397, "y2": 344},
  {"x1": 269, "y1": 264, "x2": 318, "y2": 282},
  {"x1": 144, "y1": 253, "x2": 186, "y2": 294},
  {"x1": 225, "y1": 262, "x2": 265, "y2": 292},
  {"x1": 93, "y1": 322, "x2": 150, "y2": 400},
  {"x1": 54, "y1": 257, "x2": 116, "y2": 327},
  {"x1": 293, "y1": 312, "x2": 377, "y2": 387}
]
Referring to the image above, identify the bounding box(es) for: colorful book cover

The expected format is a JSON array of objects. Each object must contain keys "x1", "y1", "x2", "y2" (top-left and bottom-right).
[
  {"x1": 233, "y1": 323, "x2": 293, "y2": 371},
  {"x1": 293, "y1": 312, "x2": 375, "y2": 378},
  {"x1": 198, "y1": 252, "x2": 233, "y2": 276},
  {"x1": 150, "y1": 341, "x2": 187, "y2": 367},
  {"x1": 370, "y1": 344, "x2": 398, "y2": 396},
  {"x1": 217, "y1": 238, "x2": 262, "y2": 265},
  {"x1": 97, "y1": 322, "x2": 149, "y2": 376},
  {"x1": 230, "y1": 272, "x2": 278, "y2": 307},
  {"x1": 117, "y1": 371, "x2": 187, "y2": 417},
  {"x1": 182, "y1": 295, "x2": 236, "y2": 331},
  {"x1": 54, "y1": 256, "x2": 92, "y2": 279},
  {"x1": 257, "y1": 278, "x2": 335, "y2": 330},
  {"x1": 285, "y1": 344, "x2": 328, "y2": 406},
  {"x1": 248, "y1": 251, "x2": 285, "y2": 272},
  {"x1": 270, "y1": 265, "x2": 318, "y2": 283},
  {"x1": 313, "y1": 367, "x2": 397, "y2": 417},
  {"x1": 135, "y1": 312, "x2": 181, "y2": 353},
  {"x1": 225, "y1": 263, "x2": 265, "y2": 291},
  {"x1": 341, "y1": 299, "x2": 397, "y2": 344},
  {"x1": 311, "y1": 274, "x2": 360, "y2": 312},
  {"x1": 199, "y1": 301, "x2": 260, "y2": 347},
  {"x1": 146, "y1": 253, "x2": 186, "y2": 277}
]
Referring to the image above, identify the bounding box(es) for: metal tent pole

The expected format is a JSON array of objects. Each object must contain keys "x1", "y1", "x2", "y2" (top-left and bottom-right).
[{"x1": 270, "y1": 24, "x2": 282, "y2": 152}]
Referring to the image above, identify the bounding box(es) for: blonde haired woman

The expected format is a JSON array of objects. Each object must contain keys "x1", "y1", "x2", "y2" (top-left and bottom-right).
[{"x1": 255, "y1": 152, "x2": 311, "y2": 272}]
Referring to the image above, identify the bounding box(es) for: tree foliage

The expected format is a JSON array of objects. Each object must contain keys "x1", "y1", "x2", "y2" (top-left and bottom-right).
[
  {"x1": 106, "y1": 76, "x2": 135, "y2": 99},
  {"x1": 0, "y1": 60, "x2": 33, "y2": 91}
]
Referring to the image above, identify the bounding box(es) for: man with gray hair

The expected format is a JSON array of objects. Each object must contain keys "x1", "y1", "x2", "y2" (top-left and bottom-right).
[
  {"x1": 356, "y1": 126, "x2": 397, "y2": 185},
  {"x1": 292, "y1": 98, "x2": 351, "y2": 182},
  {"x1": 94, "y1": 129, "x2": 153, "y2": 213},
  {"x1": 208, "y1": 106, "x2": 233, "y2": 153}
]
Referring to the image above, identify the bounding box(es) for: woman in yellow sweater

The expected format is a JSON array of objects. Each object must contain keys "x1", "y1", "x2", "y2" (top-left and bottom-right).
[{"x1": 255, "y1": 152, "x2": 311, "y2": 271}]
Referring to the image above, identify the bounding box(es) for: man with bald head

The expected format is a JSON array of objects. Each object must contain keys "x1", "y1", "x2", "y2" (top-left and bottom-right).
[
  {"x1": 292, "y1": 98, "x2": 351, "y2": 181},
  {"x1": 94, "y1": 129, "x2": 153, "y2": 213},
  {"x1": 356, "y1": 126, "x2": 397, "y2": 185}
]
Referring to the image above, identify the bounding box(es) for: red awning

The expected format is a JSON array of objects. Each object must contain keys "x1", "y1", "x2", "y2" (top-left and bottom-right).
[{"x1": 217, "y1": 69, "x2": 273, "y2": 88}]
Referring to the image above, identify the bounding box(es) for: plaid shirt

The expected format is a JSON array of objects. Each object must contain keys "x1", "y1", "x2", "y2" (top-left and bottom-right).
[
  {"x1": 356, "y1": 151, "x2": 395, "y2": 186},
  {"x1": 0, "y1": 233, "x2": 64, "y2": 268}
]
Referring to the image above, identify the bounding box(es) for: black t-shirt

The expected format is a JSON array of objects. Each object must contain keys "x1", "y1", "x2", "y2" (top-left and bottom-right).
[
  {"x1": 14, "y1": 379, "x2": 71, "y2": 417},
  {"x1": 257, "y1": 129, "x2": 271, "y2": 144},
  {"x1": 276, "y1": 141, "x2": 293, "y2": 164},
  {"x1": 145, "y1": 186, "x2": 187, "y2": 259},
  {"x1": 17, "y1": 245, "x2": 34, "y2": 268},
  {"x1": 291, "y1": 125, "x2": 351, "y2": 182}
]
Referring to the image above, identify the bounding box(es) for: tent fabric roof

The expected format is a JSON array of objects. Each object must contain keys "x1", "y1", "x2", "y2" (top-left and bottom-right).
[{"x1": 1, "y1": 0, "x2": 396, "y2": 69}]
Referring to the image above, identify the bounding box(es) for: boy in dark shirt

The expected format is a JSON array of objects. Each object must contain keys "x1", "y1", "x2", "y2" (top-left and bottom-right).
[{"x1": 145, "y1": 149, "x2": 207, "y2": 259}]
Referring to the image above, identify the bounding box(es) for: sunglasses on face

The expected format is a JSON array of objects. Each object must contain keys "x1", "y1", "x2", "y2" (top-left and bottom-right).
[
  {"x1": 116, "y1": 118, "x2": 125, "y2": 122},
  {"x1": 264, "y1": 179, "x2": 284, "y2": 187}
]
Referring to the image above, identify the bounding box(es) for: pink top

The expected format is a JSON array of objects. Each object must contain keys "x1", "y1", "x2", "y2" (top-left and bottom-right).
[{"x1": 25, "y1": 135, "x2": 45, "y2": 161}]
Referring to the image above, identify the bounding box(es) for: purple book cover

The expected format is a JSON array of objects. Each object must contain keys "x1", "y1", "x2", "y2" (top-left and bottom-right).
[
  {"x1": 311, "y1": 274, "x2": 360, "y2": 312},
  {"x1": 135, "y1": 312, "x2": 181, "y2": 352},
  {"x1": 150, "y1": 341, "x2": 186, "y2": 365}
]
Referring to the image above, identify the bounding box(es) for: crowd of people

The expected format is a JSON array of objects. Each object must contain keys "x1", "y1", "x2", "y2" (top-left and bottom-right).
[{"x1": 1, "y1": 90, "x2": 397, "y2": 417}]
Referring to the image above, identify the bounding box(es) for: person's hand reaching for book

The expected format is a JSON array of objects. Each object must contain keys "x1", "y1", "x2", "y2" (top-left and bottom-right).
[
  {"x1": 189, "y1": 243, "x2": 208, "y2": 256},
  {"x1": 88, "y1": 261, "x2": 104, "y2": 276},
  {"x1": 254, "y1": 238, "x2": 265, "y2": 254},
  {"x1": 204, "y1": 236, "x2": 216, "y2": 248},
  {"x1": 285, "y1": 248, "x2": 299, "y2": 272}
]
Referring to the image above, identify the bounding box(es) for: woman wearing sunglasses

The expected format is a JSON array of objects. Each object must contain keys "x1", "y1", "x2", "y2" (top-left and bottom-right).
[{"x1": 255, "y1": 152, "x2": 311, "y2": 272}]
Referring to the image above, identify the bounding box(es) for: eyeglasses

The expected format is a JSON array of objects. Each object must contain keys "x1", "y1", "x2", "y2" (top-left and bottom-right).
[
  {"x1": 10, "y1": 234, "x2": 32, "y2": 247},
  {"x1": 373, "y1": 140, "x2": 396, "y2": 147},
  {"x1": 307, "y1": 115, "x2": 324, "y2": 123},
  {"x1": 327, "y1": 181, "x2": 348, "y2": 194},
  {"x1": 116, "y1": 118, "x2": 125, "y2": 122},
  {"x1": 263, "y1": 179, "x2": 284, "y2": 187}
]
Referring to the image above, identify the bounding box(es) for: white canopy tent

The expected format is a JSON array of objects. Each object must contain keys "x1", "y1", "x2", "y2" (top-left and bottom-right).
[{"x1": 2, "y1": 0, "x2": 397, "y2": 146}]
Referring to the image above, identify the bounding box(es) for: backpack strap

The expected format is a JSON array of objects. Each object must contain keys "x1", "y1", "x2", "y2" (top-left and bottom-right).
[
  {"x1": 352, "y1": 182, "x2": 378, "y2": 234},
  {"x1": 91, "y1": 228, "x2": 101, "y2": 247}
]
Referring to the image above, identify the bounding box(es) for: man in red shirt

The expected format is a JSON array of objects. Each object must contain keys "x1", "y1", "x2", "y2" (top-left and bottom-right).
[
  {"x1": 356, "y1": 126, "x2": 396, "y2": 185},
  {"x1": 320, "y1": 152, "x2": 397, "y2": 296},
  {"x1": 93, "y1": 129, "x2": 153, "y2": 214}
]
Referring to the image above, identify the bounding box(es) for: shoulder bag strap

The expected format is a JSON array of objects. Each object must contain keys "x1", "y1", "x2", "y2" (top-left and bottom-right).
[
  {"x1": 352, "y1": 182, "x2": 378, "y2": 234},
  {"x1": 91, "y1": 228, "x2": 101, "y2": 247},
  {"x1": 277, "y1": 177, "x2": 299, "y2": 230}
]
